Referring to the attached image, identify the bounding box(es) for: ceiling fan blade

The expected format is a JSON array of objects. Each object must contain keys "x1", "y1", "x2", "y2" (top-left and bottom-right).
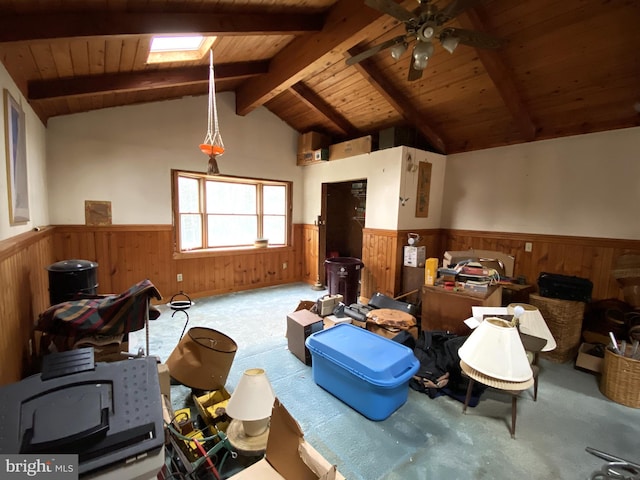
[
  {"x1": 346, "y1": 35, "x2": 408, "y2": 66},
  {"x1": 364, "y1": 0, "x2": 416, "y2": 23},
  {"x1": 407, "y1": 56, "x2": 424, "y2": 82},
  {"x1": 438, "y1": 0, "x2": 483, "y2": 22},
  {"x1": 447, "y1": 27, "x2": 504, "y2": 49}
]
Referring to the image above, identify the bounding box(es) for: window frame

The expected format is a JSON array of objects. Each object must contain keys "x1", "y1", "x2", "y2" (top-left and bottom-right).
[{"x1": 172, "y1": 169, "x2": 292, "y2": 258}]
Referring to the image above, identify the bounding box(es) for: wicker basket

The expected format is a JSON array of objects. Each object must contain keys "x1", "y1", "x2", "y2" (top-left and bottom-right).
[
  {"x1": 529, "y1": 294, "x2": 585, "y2": 363},
  {"x1": 600, "y1": 347, "x2": 640, "y2": 408}
]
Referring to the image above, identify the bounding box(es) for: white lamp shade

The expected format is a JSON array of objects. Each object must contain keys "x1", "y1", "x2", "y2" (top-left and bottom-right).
[
  {"x1": 458, "y1": 317, "x2": 533, "y2": 383},
  {"x1": 226, "y1": 368, "x2": 276, "y2": 421}
]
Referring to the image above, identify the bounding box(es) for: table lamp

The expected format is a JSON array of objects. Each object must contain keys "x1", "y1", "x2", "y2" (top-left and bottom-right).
[
  {"x1": 458, "y1": 316, "x2": 534, "y2": 390},
  {"x1": 225, "y1": 368, "x2": 276, "y2": 454}
]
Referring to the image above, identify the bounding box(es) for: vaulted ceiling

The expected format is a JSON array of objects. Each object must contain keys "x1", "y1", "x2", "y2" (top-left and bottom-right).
[{"x1": 1, "y1": 0, "x2": 639, "y2": 154}]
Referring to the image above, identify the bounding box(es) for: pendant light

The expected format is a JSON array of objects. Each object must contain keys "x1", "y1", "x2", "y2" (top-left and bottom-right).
[{"x1": 199, "y1": 49, "x2": 224, "y2": 175}]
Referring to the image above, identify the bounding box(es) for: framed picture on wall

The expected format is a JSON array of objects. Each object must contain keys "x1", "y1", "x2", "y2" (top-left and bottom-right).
[
  {"x1": 415, "y1": 161, "x2": 432, "y2": 218},
  {"x1": 4, "y1": 89, "x2": 29, "y2": 224}
]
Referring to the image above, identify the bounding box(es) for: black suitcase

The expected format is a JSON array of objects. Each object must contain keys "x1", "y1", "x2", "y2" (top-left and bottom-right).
[{"x1": 537, "y1": 272, "x2": 593, "y2": 303}]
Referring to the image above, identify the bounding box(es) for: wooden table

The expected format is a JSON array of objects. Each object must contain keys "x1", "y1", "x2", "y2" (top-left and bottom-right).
[{"x1": 421, "y1": 285, "x2": 502, "y2": 335}]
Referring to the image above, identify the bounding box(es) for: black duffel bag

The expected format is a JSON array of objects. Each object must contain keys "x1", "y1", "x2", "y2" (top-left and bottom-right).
[{"x1": 537, "y1": 272, "x2": 593, "y2": 303}]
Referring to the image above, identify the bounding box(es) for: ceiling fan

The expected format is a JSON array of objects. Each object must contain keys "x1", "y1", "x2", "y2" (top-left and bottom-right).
[{"x1": 346, "y1": 0, "x2": 504, "y2": 81}]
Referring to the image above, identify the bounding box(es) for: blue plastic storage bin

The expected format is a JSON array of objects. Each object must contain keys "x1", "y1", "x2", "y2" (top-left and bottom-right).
[{"x1": 305, "y1": 323, "x2": 419, "y2": 420}]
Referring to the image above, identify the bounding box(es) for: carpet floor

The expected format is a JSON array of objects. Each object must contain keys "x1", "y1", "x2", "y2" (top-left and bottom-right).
[{"x1": 129, "y1": 282, "x2": 640, "y2": 480}]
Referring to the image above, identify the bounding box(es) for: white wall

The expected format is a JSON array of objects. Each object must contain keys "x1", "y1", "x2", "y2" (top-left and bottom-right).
[
  {"x1": 441, "y1": 127, "x2": 640, "y2": 240},
  {"x1": 0, "y1": 64, "x2": 49, "y2": 242},
  {"x1": 46, "y1": 92, "x2": 301, "y2": 224},
  {"x1": 301, "y1": 146, "x2": 447, "y2": 231}
]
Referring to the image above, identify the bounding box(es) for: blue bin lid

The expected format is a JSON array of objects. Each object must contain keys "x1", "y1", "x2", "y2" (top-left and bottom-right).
[{"x1": 306, "y1": 324, "x2": 419, "y2": 388}]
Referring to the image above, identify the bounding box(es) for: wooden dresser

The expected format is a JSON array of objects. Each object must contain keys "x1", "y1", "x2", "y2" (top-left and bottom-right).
[{"x1": 421, "y1": 285, "x2": 503, "y2": 335}]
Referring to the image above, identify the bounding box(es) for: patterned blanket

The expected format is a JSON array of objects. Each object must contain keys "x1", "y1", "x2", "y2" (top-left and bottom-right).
[{"x1": 36, "y1": 279, "x2": 162, "y2": 341}]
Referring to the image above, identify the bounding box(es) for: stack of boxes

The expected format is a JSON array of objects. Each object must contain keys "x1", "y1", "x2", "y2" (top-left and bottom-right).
[{"x1": 297, "y1": 132, "x2": 331, "y2": 165}]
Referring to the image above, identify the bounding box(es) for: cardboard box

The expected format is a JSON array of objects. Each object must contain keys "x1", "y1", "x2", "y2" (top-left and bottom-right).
[
  {"x1": 286, "y1": 306, "x2": 323, "y2": 365},
  {"x1": 403, "y1": 246, "x2": 426, "y2": 267},
  {"x1": 329, "y1": 135, "x2": 372, "y2": 161},
  {"x1": 229, "y1": 399, "x2": 344, "y2": 479},
  {"x1": 296, "y1": 151, "x2": 314, "y2": 166},
  {"x1": 575, "y1": 342, "x2": 604, "y2": 373},
  {"x1": 157, "y1": 363, "x2": 171, "y2": 400},
  {"x1": 298, "y1": 131, "x2": 331, "y2": 154},
  {"x1": 323, "y1": 315, "x2": 352, "y2": 329},
  {"x1": 424, "y1": 257, "x2": 438, "y2": 286}
]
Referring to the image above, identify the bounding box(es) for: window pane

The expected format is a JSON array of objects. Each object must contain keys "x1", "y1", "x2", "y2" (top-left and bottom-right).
[
  {"x1": 206, "y1": 182, "x2": 256, "y2": 214},
  {"x1": 181, "y1": 214, "x2": 202, "y2": 250},
  {"x1": 263, "y1": 216, "x2": 285, "y2": 245},
  {"x1": 208, "y1": 215, "x2": 257, "y2": 247},
  {"x1": 178, "y1": 177, "x2": 200, "y2": 213},
  {"x1": 263, "y1": 185, "x2": 285, "y2": 215}
]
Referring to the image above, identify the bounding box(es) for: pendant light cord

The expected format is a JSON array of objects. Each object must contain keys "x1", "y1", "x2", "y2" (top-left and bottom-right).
[{"x1": 203, "y1": 49, "x2": 224, "y2": 152}]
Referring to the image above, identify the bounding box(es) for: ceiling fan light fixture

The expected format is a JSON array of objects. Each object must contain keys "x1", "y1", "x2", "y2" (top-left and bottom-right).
[
  {"x1": 413, "y1": 56, "x2": 428, "y2": 70},
  {"x1": 441, "y1": 35, "x2": 460, "y2": 54},
  {"x1": 390, "y1": 42, "x2": 408, "y2": 60},
  {"x1": 413, "y1": 41, "x2": 434, "y2": 61}
]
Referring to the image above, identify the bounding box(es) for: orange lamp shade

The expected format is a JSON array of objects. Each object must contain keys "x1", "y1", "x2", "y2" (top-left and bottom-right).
[{"x1": 199, "y1": 143, "x2": 225, "y2": 156}]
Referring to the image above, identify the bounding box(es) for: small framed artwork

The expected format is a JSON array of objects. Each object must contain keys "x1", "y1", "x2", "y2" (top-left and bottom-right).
[
  {"x1": 4, "y1": 89, "x2": 29, "y2": 224},
  {"x1": 415, "y1": 161, "x2": 432, "y2": 218},
  {"x1": 85, "y1": 200, "x2": 112, "y2": 226}
]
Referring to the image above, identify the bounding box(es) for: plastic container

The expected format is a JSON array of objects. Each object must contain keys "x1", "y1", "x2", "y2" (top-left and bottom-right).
[
  {"x1": 46, "y1": 259, "x2": 98, "y2": 306},
  {"x1": 305, "y1": 323, "x2": 419, "y2": 420},
  {"x1": 324, "y1": 257, "x2": 364, "y2": 305}
]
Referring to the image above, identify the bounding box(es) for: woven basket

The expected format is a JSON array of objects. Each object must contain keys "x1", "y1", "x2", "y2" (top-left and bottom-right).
[
  {"x1": 529, "y1": 294, "x2": 585, "y2": 363},
  {"x1": 600, "y1": 347, "x2": 640, "y2": 408}
]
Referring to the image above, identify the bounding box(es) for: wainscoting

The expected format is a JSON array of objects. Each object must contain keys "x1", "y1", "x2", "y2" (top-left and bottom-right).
[
  {"x1": 2, "y1": 223, "x2": 638, "y2": 386},
  {"x1": 0, "y1": 228, "x2": 54, "y2": 385},
  {"x1": 442, "y1": 230, "x2": 640, "y2": 301}
]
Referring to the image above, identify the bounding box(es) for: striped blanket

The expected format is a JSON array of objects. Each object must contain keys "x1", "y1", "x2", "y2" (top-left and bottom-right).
[{"x1": 36, "y1": 279, "x2": 162, "y2": 341}]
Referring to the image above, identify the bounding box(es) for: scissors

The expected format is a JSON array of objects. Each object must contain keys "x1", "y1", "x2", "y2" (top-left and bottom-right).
[
  {"x1": 587, "y1": 447, "x2": 640, "y2": 480},
  {"x1": 589, "y1": 462, "x2": 640, "y2": 480}
]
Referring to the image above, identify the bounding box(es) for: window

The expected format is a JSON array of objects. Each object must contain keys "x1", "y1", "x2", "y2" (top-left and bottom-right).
[
  {"x1": 147, "y1": 35, "x2": 217, "y2": 64},
  {"x1": 173, "y1": 170, "x2": 291, "y2": 253}
]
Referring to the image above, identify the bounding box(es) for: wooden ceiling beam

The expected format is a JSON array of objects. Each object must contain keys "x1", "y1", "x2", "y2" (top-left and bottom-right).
[
  {"x1": 28, "y1": 61, "x2": 269, "y2": 100},
  {"x1": 458, "y1": 7, "x2": 537, "y2": 142},
  {"x1": 235, "y1": 0, "x2": 388, "y2": 116},
  {"x1": 0, "y1": 13, "x2": 323, "y2": 43},
  {"x1": 289, "y1": 83, "x2": 360, "y2": 137},
  {"x1": 347, "y1": 51, "x2": 446, "y2": 154}
]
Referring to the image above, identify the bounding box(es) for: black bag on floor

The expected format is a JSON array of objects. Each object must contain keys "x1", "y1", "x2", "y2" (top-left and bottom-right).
[{"x1": 537, "y1": 272, "x2": 593, "y2": 302}]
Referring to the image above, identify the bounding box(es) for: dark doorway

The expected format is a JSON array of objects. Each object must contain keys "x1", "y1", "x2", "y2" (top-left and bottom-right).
[{"x1": 318, "y1": 179, "x2": 367, "y2": 285}]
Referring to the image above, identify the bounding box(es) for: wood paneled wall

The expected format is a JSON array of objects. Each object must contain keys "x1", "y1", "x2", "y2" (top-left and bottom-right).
[
  {"x1": 0, "y1": 224, "x2": 305, "y2": 386},
  {"x1": 441, "y1": 230, "x2": 640, "y2": 301},
  {"x1": 53, "y1": 224, "x2": 306, "y2": 301},
  {"x1": 4, "y1": 223, "x2": 636, "y2": 386},
  {"x1": 0, "y1": 228, "x2": 55, "y2": 386},
  {"x1": 360, "y1": 228, "x2": 442, "y2": 300},
  {"x1": 301, "y1": 225, "x2": 640, "y2": 303},
  {"x1": 301, "y1": 224, "x2": 320, "y2": 285}
]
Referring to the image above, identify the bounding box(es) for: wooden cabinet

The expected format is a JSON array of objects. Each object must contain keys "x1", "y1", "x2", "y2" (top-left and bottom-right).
[{"x1": 421, "y1": 285, "x2": 503, "y2": 335}]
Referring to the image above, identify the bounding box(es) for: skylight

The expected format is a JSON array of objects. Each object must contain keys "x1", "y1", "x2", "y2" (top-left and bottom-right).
[
  {"x1": 147, "y1": 35, "x2": 217, "y2": 64},
  {"x1": 150, "y1": 36, "x2": 205, "y2": 52}
]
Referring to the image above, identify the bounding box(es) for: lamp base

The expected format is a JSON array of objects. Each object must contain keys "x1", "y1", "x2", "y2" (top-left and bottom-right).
[{"x1": 226, "y1": 419, "x2": 269, "y2": 456}]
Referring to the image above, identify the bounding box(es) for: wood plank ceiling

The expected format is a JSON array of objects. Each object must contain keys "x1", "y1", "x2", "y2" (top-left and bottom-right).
[{"x1": 0, "y1": 0, "x2": 638, "y2": 154}]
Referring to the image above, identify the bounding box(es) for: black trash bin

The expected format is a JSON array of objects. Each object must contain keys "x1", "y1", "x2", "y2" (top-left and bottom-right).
[
  {"x1": 47, "y1": 259, "x2": 99, "y2": 306},
  {"x1": 325, "y1": 257, "x2": 364, "y2": 305}
]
